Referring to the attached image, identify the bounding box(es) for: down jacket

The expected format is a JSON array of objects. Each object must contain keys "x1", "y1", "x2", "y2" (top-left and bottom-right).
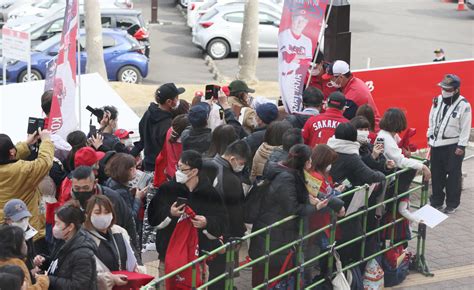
[
  {"x1": 48, "y1": 228, "x2": 97, "y2": 290},
  {"x1": 249, "y1": 162, "x2": 316, "y2": 266},
  {"x1": 251, "y1": 142, "x2": 281, "y2": 182}
]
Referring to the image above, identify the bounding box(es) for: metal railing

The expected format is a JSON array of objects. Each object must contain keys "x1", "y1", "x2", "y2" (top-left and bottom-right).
[{"x1": 142, "y1": 160, "x2": 433, "y2": 289}]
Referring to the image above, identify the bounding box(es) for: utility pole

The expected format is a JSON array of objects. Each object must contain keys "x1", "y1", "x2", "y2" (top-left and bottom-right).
[
  {"x1": 84, "y1": 0, "x2": 107, "y2": 79},
  {"x1": 151, "y1": 0, "x2": 158, "y2": 23},
  {"x1": 237, "y1": 0, "x2": 259, "y2": 83}
]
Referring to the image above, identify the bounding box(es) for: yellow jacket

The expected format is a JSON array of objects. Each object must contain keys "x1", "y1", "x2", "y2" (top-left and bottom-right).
[
  {"x1": 0, "y1": 140, "x2": 54, "y2": 239},
  {"x1": 0, "y1": 257, "x2": 49, "y2": 290}
]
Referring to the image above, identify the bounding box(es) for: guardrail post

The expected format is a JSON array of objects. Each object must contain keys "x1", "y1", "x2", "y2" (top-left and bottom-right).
[
  {"x1": 326, "y1": 212, "x2": 337, "y2": 279},
  {"x1": 191, "y1": 263, "x2": 197, "y2": 290},
  {"x1": 360, "y1": 185, "x2": 370, "y2": 259},
  {"x1": 414, "y1": 180, "x2": 434, "y2": 277},
  {"x1": 224, "y1": 242, "x2": 235, "y2": 290},
  {"x1": 390, "y1": 175, "x2": 400, "y2": 246},
  {"x1": 296, "y1": 217, "x2": 304, "y2": 290},
  {"x1": 264, "y1": 227, "x2": 271, "y2": 288}
]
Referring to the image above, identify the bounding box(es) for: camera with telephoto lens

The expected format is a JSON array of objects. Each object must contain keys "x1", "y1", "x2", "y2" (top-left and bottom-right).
[{"x1": 86, "y1": 106, "x2": 105, "y2": 123}]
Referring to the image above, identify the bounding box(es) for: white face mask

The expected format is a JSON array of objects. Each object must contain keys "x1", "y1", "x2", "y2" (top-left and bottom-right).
[
  {"x1": 53, "y1": 225, "x2": 67, "y2": 240},
  {"x1": 326, "y1": 165, "x2": 332, "y2": 172},
  {"x1": 12, "y1": 217, "x2": 29, "y2": 232},
  {"x1": 327, "y1": 80, "x2": 341, "y2": 88},
  {"x1": 175, "y1": 169, "x2": 190, "y2": 184},
  {"x1": 441, "y1": 90, "x2": 455, "y2": 99},
  {"x1": 172, "y1": 100, "x2": 181, "y2": 110},
  {"x1": 124, "y1": 139, "x2": 133, "y2": 148},
  {"x1": 91, "y1": 213, "x2": 113, "y2": 231},
  {"x1": 357, "y1": 130, "x2": 370, "y2": 144}
]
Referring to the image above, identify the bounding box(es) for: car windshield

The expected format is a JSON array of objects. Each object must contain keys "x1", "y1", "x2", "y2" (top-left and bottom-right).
[{"x1": 33, "y1": 33, "x2": 61, "y2": 51}]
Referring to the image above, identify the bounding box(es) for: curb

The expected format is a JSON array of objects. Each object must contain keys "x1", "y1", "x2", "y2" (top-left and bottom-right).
[
  {"x1": 203, "y1": 54, "x2": 227, "y2": 83},
  {"x1": 176, "y1": 4, "x2": 187, "y2": 20}
]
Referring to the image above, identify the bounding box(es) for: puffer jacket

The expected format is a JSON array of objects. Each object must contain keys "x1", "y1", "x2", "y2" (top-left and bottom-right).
[
  {"x1": 48, "y1": 228, "x2": 97, "y2": 290},
  {"x1": 251, "y1": 142, "x2": 281, "y2": 182},
  {"x1": 249, "y1": 162, "x2": 315, "y2": 266},
  {"x1": 0, "y1": 140, "x2": 54, "y2": 240},
  {"x1": 0, "y1": 257, "x2": 49, "y2": 290},
  {"x1": 181, "y1": 127, "x2": 212, "y2": 154}
]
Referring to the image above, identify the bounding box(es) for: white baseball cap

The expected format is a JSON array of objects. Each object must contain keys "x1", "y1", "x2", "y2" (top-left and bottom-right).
[{"x1": 329, "y1": 60, "x2": 350, "y2": 76}]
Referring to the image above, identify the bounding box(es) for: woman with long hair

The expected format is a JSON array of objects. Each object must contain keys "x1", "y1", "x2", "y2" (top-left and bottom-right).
[{"x1": 206, "y1": 124, "x2": 239, "y2": 158}]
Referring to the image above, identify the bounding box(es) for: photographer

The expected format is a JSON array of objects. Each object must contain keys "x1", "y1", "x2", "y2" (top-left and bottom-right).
[
  {"x1": 0, "y1": 130, "x2": 54, "y2": 244},
  {"x1": 88, "y1": 106, "x2": 121, "y2": 153}
]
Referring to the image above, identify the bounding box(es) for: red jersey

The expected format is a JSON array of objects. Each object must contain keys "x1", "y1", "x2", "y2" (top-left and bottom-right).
[
  {"x1": 302, "y1": 108, "x2": 349, "y2": 147},
  {"x1": 305, "y1": 73, "x2": 338, "y2": 99},
  {"x1": 343, "y1": 76, "x2": 381, "y2": 127}
]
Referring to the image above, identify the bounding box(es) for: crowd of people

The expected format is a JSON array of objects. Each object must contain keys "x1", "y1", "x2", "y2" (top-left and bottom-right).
[{"x1": 0, "y1": 56, "x2": 470, "y2": 289}]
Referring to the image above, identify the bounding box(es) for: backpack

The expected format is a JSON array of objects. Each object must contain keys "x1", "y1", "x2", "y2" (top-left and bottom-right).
[{"x1": 243, "y1": 180, "x2": 271, "y2": 224}]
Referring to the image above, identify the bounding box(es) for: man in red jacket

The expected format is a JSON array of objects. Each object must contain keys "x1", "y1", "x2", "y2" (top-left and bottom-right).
[
  {"x1": 304, "y1": 51, "x2": 337, "y2": 99},
  {"x1": 325, "y1": 60, "x2": 381, "y2": 125},
  {"x1": 303, "y1": 92, "x2": 349, "y2": 147}
]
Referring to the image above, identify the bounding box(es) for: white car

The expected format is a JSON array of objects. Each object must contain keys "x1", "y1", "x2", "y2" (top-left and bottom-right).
[
  {"x1": 192, "y1": 3, "x2": 281, "y2": 59},
  {"x1": 0, "y1": 0, "x2": 41, "y2": 24},
  {"x1": 187, "y1": 0, "x2": 206, "y2": 27}
]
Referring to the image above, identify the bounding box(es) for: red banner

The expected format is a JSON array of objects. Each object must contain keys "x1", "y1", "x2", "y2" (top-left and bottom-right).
[
  {"x1": 47, "y1": 0, "x2": 78, "y2": 137},
  {"x1": 278, "y1": 0, "x2": 329, "y2": 113},
  {"x1": 353, "y1": 59, "x2": 474, "y2": 148}
]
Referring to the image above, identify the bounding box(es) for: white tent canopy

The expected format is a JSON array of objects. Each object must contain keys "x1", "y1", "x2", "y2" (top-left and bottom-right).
[{"x1": 0, "y1": 73, "x2": 140, "y2": 143}]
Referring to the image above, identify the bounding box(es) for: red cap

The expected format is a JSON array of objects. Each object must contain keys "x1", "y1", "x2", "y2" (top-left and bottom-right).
[
  {"x1": 74, "y1": 147, "x2": 105, "y2": 167},
  {"x1": 221, "y1": 85, "x2": 230, "y2": 96},
  {"x1": 114, "y1": 129, "x2": 134, "y2": 139},
  {"x1": 194, "y1": 91, "x2": 204, "y2": 98}
]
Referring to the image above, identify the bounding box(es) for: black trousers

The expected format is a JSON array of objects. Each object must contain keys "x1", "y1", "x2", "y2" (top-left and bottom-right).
[{"x1": 430, "y1": 144, "x2": 464, "y2": 208}]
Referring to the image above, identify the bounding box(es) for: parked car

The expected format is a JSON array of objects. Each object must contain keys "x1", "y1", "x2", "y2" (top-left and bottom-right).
[
  {"x1": 5, "y1": 8, "x2": 150, "y2": 56},
  {"x1": 0, "y1": 0, "x2": 40, "y2": 24},
  {"x1": 177, "y1": 0, "x2": 188, "y2": 8},
  {"x1": 467, "y1": 0, "x2": 474, "y2": 10},
  {"x1": 0, "y1": 29, "x2": 148, "y2": 84},
  {"x1": 187, "y1": 0, "x2": 205, "y2": 27},
  {"x1": 192, "y1": 3, "x2": 281, "y2": 59}
]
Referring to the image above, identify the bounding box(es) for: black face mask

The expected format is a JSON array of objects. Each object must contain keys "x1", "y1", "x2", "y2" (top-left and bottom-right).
[{"x1": 72, "y1": 191, "x2": 94, "y2": 208}]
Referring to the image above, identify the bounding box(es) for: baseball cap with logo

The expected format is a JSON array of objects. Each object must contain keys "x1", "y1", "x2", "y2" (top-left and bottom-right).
[
  {"x1": 438, "y1": 74, "x2": 460, "y2": 89},
  {"x1": 327, "y1": 60, "x2": 350, "y2": 76},
  {"x1": 327, "y1": 92, "x2": 347, "y2": 110},
  {"x1": 156, "y1": 83, "x2": 185, "y2": 103},
  {"x1": 114, "y1": 129, "x2": 134, "y2": 139},
  {"x1": 74, "y1": 147, "x2": 106, "y2": 167},
  {"x1": 4, "y1": 199, "x2": 32, "y2": 222}
]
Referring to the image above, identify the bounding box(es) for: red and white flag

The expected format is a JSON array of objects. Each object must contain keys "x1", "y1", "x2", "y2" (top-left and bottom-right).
[
  {"x1": 47, "y1": 0, "x2": 79, "y2": 138},
  {"x1": 278, "y1": 0, "x2": 329, "y2": 113}
]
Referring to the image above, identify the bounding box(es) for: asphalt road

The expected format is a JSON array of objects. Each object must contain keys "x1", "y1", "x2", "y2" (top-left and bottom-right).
[
  {"x1": 133, "y1": 0, "x2": 214, "y2": 85},
  {"x1": 135, "y1": 0, "x2": 473, "y2": 84}
]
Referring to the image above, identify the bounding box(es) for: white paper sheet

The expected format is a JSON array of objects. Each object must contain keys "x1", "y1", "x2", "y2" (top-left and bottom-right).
[
  {"x1": 346, "y1": 183, "x2": 378, "y2": 216},
  {"x1": 412, "y1": 205, "x2": 448, "y2": 228}
]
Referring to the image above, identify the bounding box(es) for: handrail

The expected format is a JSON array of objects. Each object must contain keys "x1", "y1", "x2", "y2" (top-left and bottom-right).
[{"x1": 142, "y1": 158, "x2": 431, "y2": 289}]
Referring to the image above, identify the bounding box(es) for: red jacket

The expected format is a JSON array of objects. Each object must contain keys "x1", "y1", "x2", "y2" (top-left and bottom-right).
[
  {"x1": 343, "y1": 76, "x2": 381, "y2": 127},
  {"x1": 305, "y1": 74, "x2": 338, "y2": 100},
  {"x1": 45, "y1": 177, "x2": 72, "y2": 225},
  {"x1": 303, "y1": 108, "x2": 349, "y2": 147},
  {"x1": 153, "y1": 128, "x2": 183, "y2": 187}
]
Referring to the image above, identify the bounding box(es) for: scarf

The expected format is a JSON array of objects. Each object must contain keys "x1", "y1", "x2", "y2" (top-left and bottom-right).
[{"x1": 327, "y1": 137, "x2": 361, "y2": 155}]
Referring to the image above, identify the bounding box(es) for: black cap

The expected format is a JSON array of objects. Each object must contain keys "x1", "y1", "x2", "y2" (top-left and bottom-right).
[
  {"x1": 156, "y1": 83, "x2": 185, "y2": 103},
  {"x1": 327, "y1": 92, "x2": 346, "y2": 110},
  {"x1": 438, "y1": 74, "x2": 461, "y2": 89}
]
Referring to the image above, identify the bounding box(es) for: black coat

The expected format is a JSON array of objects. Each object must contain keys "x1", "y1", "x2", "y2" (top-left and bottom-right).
[
  {"x1": 105, "y1": 178, "x2": 141, "y2": 220},
  {"x1": 181, "y1": 127, "x2": 212, "y2": 154},
  {"x1": 147, "y1": 178, "x2": 228, "y2": 260},
  {"x1": 330, "y1": 152, "x2": 386, "y2": 187},
  {"x1": 131, "y1": 103, "x2": 173, "y2": 171},
  {"x1": 201, "y1": 155, "x2": 246, "y2": 238},
  {"x1": 244, "y1": 127, "x2": 266, "y2": 159},
  {"x1": 286, "y1": 114, "x2": 311, "y2": 129},
  {"x1": 48, "y1": 229, "x2": 97, "y2": 290},
  {"x1": 359, "y1": 143, "x2": 394, "y2": 175},
  {"x1": 249, "y1": 162, "x2": 315, "y2": 266}
]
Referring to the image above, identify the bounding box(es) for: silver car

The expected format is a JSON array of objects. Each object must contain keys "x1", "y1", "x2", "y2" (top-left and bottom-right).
[
  {"x1": 192, "y1": 3, "x2": 281, "y2": 59},
  {"x1": 0, "y1": 0, "x2": 40, "y2": 24}
]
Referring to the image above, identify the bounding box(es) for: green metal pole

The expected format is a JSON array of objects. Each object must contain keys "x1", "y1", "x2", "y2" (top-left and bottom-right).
[
  {"x1": 390, "y1": 174, "x2": 400, "y2": 245},
  {"x1": 192, "y1": 263, "x2": 197, "y2": 289},
  {"x1": 296, "y1": 217, "x2": 304, "y2": 290},
  {"x1": 224, "y1": 245, "x2": 232, "y2": 290},
  {"x1": 326, "y1": 212, "x2": 337, "y2": 278},
  {"x1": 264, "y1": 228, "x2": 271, "y2": 288},
  {"x1": 360, "y1": 185, "x2": 370, "y2": 259}
]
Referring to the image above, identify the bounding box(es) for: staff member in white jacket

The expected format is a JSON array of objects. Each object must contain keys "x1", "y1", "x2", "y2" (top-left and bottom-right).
[{"x1": 427, "y1": 74, "x2": 471, "y2": 214}]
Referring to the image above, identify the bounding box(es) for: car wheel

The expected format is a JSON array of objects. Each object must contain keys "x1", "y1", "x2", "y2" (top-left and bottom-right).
[
  {"x1": 118, "y1": 66, "x2": 142, "y2": 84},
  {"x1": 178, "y1": 0, "x2": 188, "y2": 8},
  {"x1": 207, "y1": 38, "x2": 230, "y2": 60},
  {"x1": 18, "y1": 69, "x2": 42, "y2": 83}
]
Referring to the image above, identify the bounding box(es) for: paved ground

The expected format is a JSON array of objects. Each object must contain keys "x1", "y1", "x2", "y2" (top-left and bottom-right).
[{"x1": 203, "y1": 0, "x2": 474, "y2": 81}]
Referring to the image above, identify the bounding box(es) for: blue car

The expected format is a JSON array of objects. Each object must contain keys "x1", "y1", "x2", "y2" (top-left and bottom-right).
[{"x1": 1, "y1": 29, "x2": 148, "y2": 84}]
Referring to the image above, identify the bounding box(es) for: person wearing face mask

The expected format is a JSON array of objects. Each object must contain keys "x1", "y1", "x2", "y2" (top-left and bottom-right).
[
  {"x1": 244, "y1": 102, "x2": 279, "y2": 159},
  {"x1": 304, "y1": 51, "x2": 337, "y2": 99},
  {"x1": 227, "y1": 80, "x2": 258, "y2": 134},
  {"x1": 147, "y1": 150, "x2": 228, "y2": 290},
  {"x1": 249, "y1": 144, "x2": 323, "y2": 287},
  {"x1": 181, "y1": 102, "x2": 212, "y2": 154},
  {"x1": 0, "y1": 130, "x2": 53, "y2": 249},
  {"x1": 324, "y1": 60, "x2": 381, "y2": 123},
  {"x1": 131, "y1": 83, "x2": 185, "y2": 172},
  {"x1": 84, "y1": 195, "x2": 139, "y2": 289},
  {"x1": 351, "y1": 116, "x2": 396, "y2": 174},
  {"x1": 3, "y1": 199, "x2": 45, "y2": 284},
  {"x1": 45, "y1": 201, "x2": 97, "y2": 290},
  {"x1": 302, "y1": 91, "x2": 349, "y2": 147},
  {"x1": 68, "y1": 166, "x2": 140, "y2": 261},
  {"x1": 428, "y1": 74, "x2": 471, "y2": 214},
  {"x1": 113, "y1": 128, "x2": 136, "y2": 153},
  {"x1": 433, "y1": 48, "x2": 446, "y2": 62},
  {"x1": 0, "y1": 225, "x2": 49, "y2": 289}
]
